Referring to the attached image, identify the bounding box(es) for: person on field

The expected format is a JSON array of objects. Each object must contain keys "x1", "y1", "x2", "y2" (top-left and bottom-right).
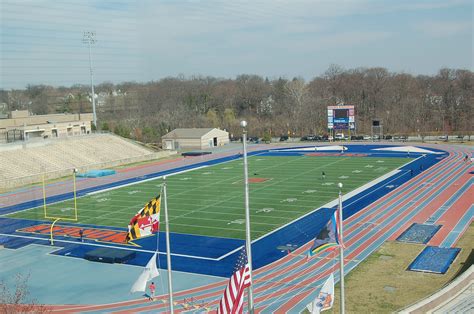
[
  {"x1": 79, "y1": 229, "x2": 84, "y2": 242},
  {"x1": 149, "y1": 282, "x2": 156, "y2": 301},
  {"x1": 322, "y1": 171, "x2": 326, "y2": 180}
]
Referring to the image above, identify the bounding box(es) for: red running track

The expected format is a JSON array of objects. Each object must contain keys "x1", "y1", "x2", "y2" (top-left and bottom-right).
[{"x1": 428, "y1": 185, "x2": 474, "y2": 247}]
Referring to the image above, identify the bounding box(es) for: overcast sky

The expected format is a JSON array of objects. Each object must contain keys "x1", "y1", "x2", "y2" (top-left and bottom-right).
[{"x1": 0, "y1": 0, "x2": 472, "y2": 89}]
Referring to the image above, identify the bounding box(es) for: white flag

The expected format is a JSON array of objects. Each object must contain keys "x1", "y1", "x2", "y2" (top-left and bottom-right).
[
  {"x1": 306, "y1": 274, "x2": 335, "y2": 314},
  {"x1": 130, "y1": 253, "x2": 159, "y2": 293}
]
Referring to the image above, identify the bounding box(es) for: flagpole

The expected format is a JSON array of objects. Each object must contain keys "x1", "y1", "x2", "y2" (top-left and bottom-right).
[
  {"x1": 241, "y1": 120, "x2": 254, "y2": 313},
  {"x1": 156, "y1": 185, "x2": 163, "y2": 253},
  {"x1": 338, "y1": 182, "x2": 345, "y2": 314},
  {"x1": 163, "y1": 176, "x2": 174, "y2": 313}
]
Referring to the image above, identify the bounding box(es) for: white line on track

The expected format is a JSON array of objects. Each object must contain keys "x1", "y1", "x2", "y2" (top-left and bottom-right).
[{"x1": 0, "y1": 232, "x2": 220, "y2": 261}]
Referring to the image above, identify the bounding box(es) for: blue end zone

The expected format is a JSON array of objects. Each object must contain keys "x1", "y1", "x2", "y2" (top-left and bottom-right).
[
  {"x1": 0, "y1": 217, "x2": 245, "y2": 277},
  {"x1": 0, "y1": 144, "x2": 449, "y2": 277},
  {"x1": 408, "y1": 246, "x2": 461, "y2": 274},
  {"x1": 396, "y1": 223, "x2": 441, "y2": 244}
]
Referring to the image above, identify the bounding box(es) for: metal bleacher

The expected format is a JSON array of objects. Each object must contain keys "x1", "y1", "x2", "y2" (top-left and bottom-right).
[{"x1": 0, "y1": 134, "x2": 157, "y2": 184}]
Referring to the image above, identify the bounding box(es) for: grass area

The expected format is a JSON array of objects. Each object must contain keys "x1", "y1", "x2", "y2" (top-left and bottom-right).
[
  {"x1": 329, "y1": 223, "x2": 474, "y2": 313},
  {"x1": 7, "y1": 154, "x2": 410, "y2": 240}
]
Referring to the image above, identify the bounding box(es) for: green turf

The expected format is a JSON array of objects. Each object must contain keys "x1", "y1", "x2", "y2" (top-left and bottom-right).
[{"x1": 7, "y1": 155, "x2": 411, "y2": 239}]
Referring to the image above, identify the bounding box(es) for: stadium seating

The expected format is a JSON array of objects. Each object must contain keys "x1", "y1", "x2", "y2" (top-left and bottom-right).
[{"x1": 0, "y1": 134, "x2": 170, "y2": 189}]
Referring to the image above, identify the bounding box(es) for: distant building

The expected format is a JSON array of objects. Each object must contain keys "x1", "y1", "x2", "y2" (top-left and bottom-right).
[
  {"x1": 0, "y1": 103, "x2": 7, "y2": 119},
  {"x1": 0, "y1": 110, "x2": 93, "y2": 143},
  {"x1": 161, "y1": 128, "x2": 229, "y2": 150}
]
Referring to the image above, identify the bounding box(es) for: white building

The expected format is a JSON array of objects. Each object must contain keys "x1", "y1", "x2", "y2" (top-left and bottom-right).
[{"x1": 161, "y1": 128, "x2": 229, "y2": 150}]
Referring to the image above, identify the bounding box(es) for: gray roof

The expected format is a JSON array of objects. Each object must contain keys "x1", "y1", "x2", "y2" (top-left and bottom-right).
[{"x1": 162, "y1": 128, "x2": 218, "y2": 139}]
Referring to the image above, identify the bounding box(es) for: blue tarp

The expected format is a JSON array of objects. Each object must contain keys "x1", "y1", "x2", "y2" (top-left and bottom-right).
[
  {"x1": 408, "y1": 246, "x2": 460, "y2": 274},
  {"x1": 396, "y1": 223, "x2": 441, "y2": 244},
  {"x1": 77, "y1": 169, "x2": 116, "y2": 178}
]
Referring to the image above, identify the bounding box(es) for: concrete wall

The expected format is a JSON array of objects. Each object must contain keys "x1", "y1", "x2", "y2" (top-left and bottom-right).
[
  {"x1": 399, "y1": 265, "x2": 473, "y2": 313},
  {"x1": 23, "y1": 120, "x2": 91, "y2": 140},
  {"x1": 0, "y1": 113, "x2": 93, "y2": 128},
  {"x1": 162, "y1": 138, "x2": 202, "y2": 150}
]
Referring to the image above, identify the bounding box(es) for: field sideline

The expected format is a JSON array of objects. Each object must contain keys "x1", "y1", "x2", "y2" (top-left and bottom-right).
[{"x1": 8, "y1": 154, "x2": 410, "y2": 240}]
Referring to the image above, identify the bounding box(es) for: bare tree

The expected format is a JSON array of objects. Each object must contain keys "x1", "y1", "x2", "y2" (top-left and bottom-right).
[
  {"x1": 7, "y1": 67, "x2": 473, "y2": 141},
  {"x1": 0, "y1": 273, "x2": 50, "y2": 313}
]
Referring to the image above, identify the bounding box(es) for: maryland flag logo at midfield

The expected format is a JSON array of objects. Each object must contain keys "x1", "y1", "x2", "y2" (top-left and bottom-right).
[{"x1": 125, "y1": 195, "x2": 161, "y2": 243}]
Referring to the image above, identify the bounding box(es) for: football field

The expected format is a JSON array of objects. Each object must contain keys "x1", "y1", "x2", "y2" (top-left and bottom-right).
[{"x1": 8, "y1": 154, "x2": 411, "y2": 240}]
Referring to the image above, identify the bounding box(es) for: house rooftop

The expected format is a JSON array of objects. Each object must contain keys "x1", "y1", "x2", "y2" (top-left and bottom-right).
[{"x1": 162, "y1": 128, "x2": 218, "y2": 139}]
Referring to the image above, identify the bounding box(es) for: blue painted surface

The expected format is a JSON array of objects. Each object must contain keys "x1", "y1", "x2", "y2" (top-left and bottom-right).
[
  {"x1": 0, "y1": 217, "x2": 244, "y2": 276},
  {"x1": 252, "y1": 208, "x2": 333, "y2": 269},
  {"x1": 0, "y1": 144, "x2": 448, "y2": 277},
  {"x1": 396, "y1": 223, "x2": 441, "y2": 244},
  {"x1": 408, "y1": 246, "x2": 461, "y2": 274}
]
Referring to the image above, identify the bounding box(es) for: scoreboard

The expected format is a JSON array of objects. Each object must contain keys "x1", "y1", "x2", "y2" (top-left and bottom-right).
[{"x1": 327, "y1": 105, "x2": 355, "y2": 130}]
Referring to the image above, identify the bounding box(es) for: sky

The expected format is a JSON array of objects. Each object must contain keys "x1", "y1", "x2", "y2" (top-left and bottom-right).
[{"x1": 0, "y1": 0, "x2": 472, "y2": 89}]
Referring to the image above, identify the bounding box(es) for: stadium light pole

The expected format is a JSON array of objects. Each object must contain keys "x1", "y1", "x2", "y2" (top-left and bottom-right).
[
  {"x1": 241, "y1": 120, "x2": 254, "y2": 313},
  {"x1": 338, "y1": 182, "x2": 345, "y2": 314},
  {"x1": 83, "y1": 31, "x2": 97, "y2": 129}
]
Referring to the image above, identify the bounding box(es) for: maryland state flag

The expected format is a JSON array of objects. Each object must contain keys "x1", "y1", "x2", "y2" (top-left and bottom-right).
[{"x1": 125, "y1": 195, "x2": 161, "y2": 243}]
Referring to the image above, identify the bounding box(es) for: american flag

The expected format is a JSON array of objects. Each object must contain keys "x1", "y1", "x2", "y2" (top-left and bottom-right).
[{"x1": 217, "y1": 248, "x2": 251, "y2": 314}]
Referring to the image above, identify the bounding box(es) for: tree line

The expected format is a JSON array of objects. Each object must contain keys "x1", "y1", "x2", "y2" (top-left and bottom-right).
[{"x1": 1, "y1": 65, "x2": 472, "y2": 142}]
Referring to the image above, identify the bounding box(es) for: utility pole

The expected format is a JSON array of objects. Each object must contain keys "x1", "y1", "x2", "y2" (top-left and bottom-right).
[{"x1": 83, "y1": 31, "x2": 97, "y2": 128}]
